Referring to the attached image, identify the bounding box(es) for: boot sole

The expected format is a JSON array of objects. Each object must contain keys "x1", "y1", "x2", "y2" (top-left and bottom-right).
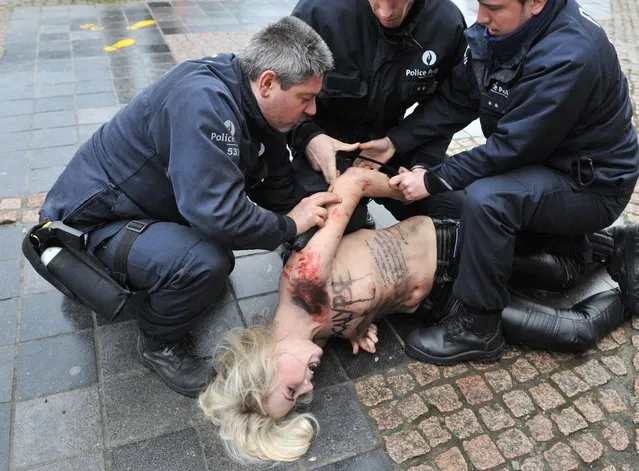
[{"x1": 405, "y1": 339, "x2": 506, "y2": 366}]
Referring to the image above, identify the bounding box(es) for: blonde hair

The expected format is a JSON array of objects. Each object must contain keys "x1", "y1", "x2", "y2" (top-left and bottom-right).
[{"x1": 198, "y1": 327, "x2": 318, "y2": 464}]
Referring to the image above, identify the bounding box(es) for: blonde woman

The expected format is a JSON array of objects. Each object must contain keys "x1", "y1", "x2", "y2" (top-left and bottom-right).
[{"x1": 199, "y1": 167, "x2": 635, "y2": 464}]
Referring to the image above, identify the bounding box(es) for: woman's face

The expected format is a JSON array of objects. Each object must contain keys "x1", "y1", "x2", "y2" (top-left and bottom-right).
[{"x1": 264, "y1": 337, "x2": 323, "y2": 419}]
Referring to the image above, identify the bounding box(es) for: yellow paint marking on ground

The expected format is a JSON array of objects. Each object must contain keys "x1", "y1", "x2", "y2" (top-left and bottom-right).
[
  {"x1": 103, "y1": 38, "x2": 136, "y2": 52},
  {"x1": 126, "y1": 19, "x2": 157, "y2": 30},
  {"x1": 80, "y1": 23, "x2": 105, "y2": 31}
]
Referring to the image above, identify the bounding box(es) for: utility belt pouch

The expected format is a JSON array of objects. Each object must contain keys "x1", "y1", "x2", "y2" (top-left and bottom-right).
[{"x1": 22, "y1": 221, "x2": 141, "y2": 321}]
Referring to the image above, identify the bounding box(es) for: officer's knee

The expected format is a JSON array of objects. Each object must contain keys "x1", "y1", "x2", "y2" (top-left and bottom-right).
[{"x1": 167, "y1": 241, "x2": 233, "y2": 302}]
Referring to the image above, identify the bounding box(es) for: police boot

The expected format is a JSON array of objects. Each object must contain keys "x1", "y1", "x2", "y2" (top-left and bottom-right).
[
  {"x1": 405, "y1": 303, "x2": 505, "y2": 365},
  {"x1": 502, "y1": 289, "x2": 627, "y2": 352},
  {"x1": 511, "y1": 252, "x2": 598, "y2": 291},
  {"x1": 595, "y1": 224, "x2": 639, "y2": 316},
  {"x1": 137, "y1": 332, "x2": 215, "y2": 397}
]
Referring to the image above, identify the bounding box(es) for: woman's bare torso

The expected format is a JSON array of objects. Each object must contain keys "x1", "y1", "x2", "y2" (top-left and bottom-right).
[{"x1": 314, "y1": 215, "x2": 438, "y2": 342}]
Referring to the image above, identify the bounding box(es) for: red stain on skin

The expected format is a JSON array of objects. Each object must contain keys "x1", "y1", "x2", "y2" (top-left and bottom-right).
[
  {"x1": 362, "y1": 178, "x2": 372, "y2": 192},
  {"x1": 284, "y1": 250, "x2": 330, "y2": 316}
]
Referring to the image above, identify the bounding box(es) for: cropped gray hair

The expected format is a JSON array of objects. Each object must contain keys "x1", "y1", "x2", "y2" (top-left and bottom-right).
[{"x1": 237, "y1": 16, "x2": 334, "y2": 90}]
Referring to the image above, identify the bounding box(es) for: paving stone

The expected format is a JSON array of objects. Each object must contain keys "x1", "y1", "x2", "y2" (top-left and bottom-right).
[
  {"x1": 569, "y1": 432, "x2": 603, "y2": 464},
  {"x1": 228, "y1": 251, "x2": 281, "y2": 298},
  {"x1": 521, "y1": 455, "x2": 546, "y2": 471},
  {"x1": 442, "y1": 363, "x2": 467, "y2": 378},
  {"x1": 0, "y1": 345, "x2": 13, "y2": 404},
  {"x1": 601, "y1": 355, "x2": 628, "y2": 376},
  {"x1": 306, "y1": 384, "x2": 378, "y2": 462},
  {"x1": 0, "y1": 298, "x2": 17, "y2": 346},
  {"x1": 308, "y1": 346, "x2": 349, "y2": 391},
  {"x1": 510, "y1": 358, "x2": 539, "y2": 383},
  {"x1": 417, "y1": 416, "x2": 451, "y2": 448},
  {"x1": 369, "y1": 403, "x2": 402, "y2": 431},
  {"x1": 526, "y1": 414, "x2": 554, "y2": 442},
  {"x1": 0, "y1": 259, "x2": 20, "y2": 299},
  {"x1": 386, "y1": 371, "x2": 416, "y2": 396},
  {"x1": 396, "y1": 393, "x2": 428, "y2": 422},
  {"x1": 574, "y1": 359, "x2": 611, "y2": 386},
  {"x1": 0, "y1": 403, "x2": 9, "y2": 471},
  {"x1": 543, "y1": 442, "x2": 579, "y2": 471},
  {"x1": 610, "y1": 326, "x2": 627, "y2": 345},
  {"x1": 406, "y1": 464, "x2": 436, "y2": 471},
  {"x1": 354, "y1": 374, "x2": 393, "y2": 407},
  {"x1": 573, "y1": 396, "x2": 605, "y2": 423},
  {"x1": 12, "y1": 387, "x2": 102, "y2": 469},
  {"x1": 31, "y1": 145, "x2": 76, "y2": 169},
  {"x1": 552, "y1": 407, "x2": 588, "y2": 436},
  {"x1": 27, "y1": 453, "x2": 105, "y2": 471},
  {"x1": 96, "y1": 320, "x2": 145, "y2": 378},
  {"x1": 76, "y1": 106, "x2": 119, "y2": 125},
  {"x1": 333, "y1": 321, "x2": 406, "y2": 380},
  {"x1": 102, "y1": 372, "x2": 197, "y2": 447},
  {"x1": 313, "y1": 448, "x2": 394, "y2": 471},
  {"x1": 23, "y1": 262, "x2": 57, "y2": 296},
  {"x1": 420, "y1": 384, "x2": 461, "y2": 412},
  {"x1": 0, "y1": 199, "x2": 20, "y2": 211},
  {"x1": 20, "y1": 291, "x2": 93, "y2": 341},
  {"x1": 31, "y1": 125, "x2": 77, "y2": 149},
  {"x1": 406, "y1": 361, "x2": 439, "y2": 386},
  {"x1": 526, "y1": 351, "x2": 560, "y2": 374},
  {"x1": 191, "y1": 301, "x2": 244, "y2": 359},
  {"x1": 383, "y1": 429, "x2": 429, "y2": 464},
  {"x1": 110, "y1": 428, "x2": 205, "y2": 471},
  {"x1": 456, "y1": 375, "x2": 493, "y2": 405},
  {"x1": 529, "y1": 382, "x2": 565, "y2": 411},
  {"x1": 598, "y1": 388, "x2": 628, "y2": 413},
  {"x1": 444, "y1": 408, "x2": 483, "y2": 439},
  {"x1": 17, "y1": 330, "x2": 97, "y2": 400},
  {"x1": 32, "y1": 109, "x2": 76, "y2": 129},
  {"x1": 602, "y1": 421, "x2": 629, "y2": 450},
  {"x1": 484, "y1": 369, "x2": 513, "y2": 393},
  {"x1": 550, "y1": 370, "x2": 590, "y2": 397},
  {"x1": 463, "y1": 434, "x2": 505, "y2": 470},
  {"x1": 434, "y1": 446, "x2": 467, "y2": 471},
  {"x1": 478, "y1": 403, "x2": 515, "y2": 431},
  {"x1": 237, "y1": 291, "x2": 278, "y2": 326},
  {"x1": 495, "y1": 427, "x2": 533, "y2": 459},
  {"x1": 0, "y1": 152, "x2": 27, "y2": 198},
  {"x1": 502, "y1": 390, "x2": 535, "y2": 417}
]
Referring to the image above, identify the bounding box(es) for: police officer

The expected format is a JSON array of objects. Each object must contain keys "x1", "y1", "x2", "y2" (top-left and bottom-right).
[
  {"x1": 365, "y1": 0, "x2": 639, "y2": 364},
  {"x1": 38, "y1": 17, "x2": 341, "y2": 396},
  {"x1": 289, "y1": 0, "x2": 468, "y2": 229}
]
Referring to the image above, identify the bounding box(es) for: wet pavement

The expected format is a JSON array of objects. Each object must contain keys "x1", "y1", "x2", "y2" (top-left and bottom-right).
[{"x1": 0, "y1": 1, "x2": 638, "y2": 470}]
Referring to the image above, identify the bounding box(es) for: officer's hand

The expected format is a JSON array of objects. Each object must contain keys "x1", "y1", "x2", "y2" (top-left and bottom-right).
[
  {"x1": 389, "y1": 167, "x2": 430, "y2": 202},
  {"x1": 355, "y1": 137, "x2": 396, "y2": 169},
  {"x1": 287, "y1": 191, "x2": 342, "y2": 236},
  {"x1": 306, "y1": 134, "x2": 360, "y2": 184}
]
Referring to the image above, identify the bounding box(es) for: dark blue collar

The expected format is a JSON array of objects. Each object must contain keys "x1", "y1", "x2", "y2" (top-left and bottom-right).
[{"x1": 485, "y1": 0, "x2": 556, "y2": 64}]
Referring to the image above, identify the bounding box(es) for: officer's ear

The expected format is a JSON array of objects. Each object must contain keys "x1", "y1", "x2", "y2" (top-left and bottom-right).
[
  {"x1": 530, "y1": 0, "x2": 548, "y2": 16},
  {"x1": 257, "y1": 70, "x2": 278, "y2": 98}
]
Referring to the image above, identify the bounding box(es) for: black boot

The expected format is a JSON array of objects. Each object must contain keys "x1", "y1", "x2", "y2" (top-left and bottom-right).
[
  {"x1": 502, "y1": 288, "x2": 627, "y2": 352},
  {"x1": 511, "y1": 252, "x2": 598, "y2": 292},
  {"x1": 137, "y1": 332, "x2": 215, "y2": 397},
  {"x1": 605, "y1": 224, "x2": 639, "y2": 316},
  {"x1": 405, "y1": 304, "x2": 505, "y2": 365}
]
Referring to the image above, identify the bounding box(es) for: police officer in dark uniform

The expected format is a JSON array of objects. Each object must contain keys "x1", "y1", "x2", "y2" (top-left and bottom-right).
[
  {"x1": 365, "y1": 0, "x2": 639, "y2": 364},
  {"x1": 36, "y1": 17, "x2": 341, "y2": 396},
  {"x1": 289, "y1": 0, "x2": 468, "y2": 228}
]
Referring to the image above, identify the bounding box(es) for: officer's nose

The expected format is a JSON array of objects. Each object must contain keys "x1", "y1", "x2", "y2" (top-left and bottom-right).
[
  {"x1": 476, "y1": 5, "x2": 490, "y2": 26},
  {"x1": 305, "y1": 98, "x2": 317, "y2": 117}
]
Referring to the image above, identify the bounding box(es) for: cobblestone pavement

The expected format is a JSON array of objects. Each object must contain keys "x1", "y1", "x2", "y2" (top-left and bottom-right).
[{"x1": 0, "y1": 1, "x2": 638, "y2": 470}]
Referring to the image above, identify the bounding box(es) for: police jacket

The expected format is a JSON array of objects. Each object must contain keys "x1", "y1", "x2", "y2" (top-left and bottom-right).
[
  {"x1": 41, "y1": 55, "x2": 298, "y2": 250},
  {"x1": 390, "y1": 0, "x2": 639, "y2": 195},
  {"x1": 290, "y1": 0, "x2": 467, "y2": 162}
]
